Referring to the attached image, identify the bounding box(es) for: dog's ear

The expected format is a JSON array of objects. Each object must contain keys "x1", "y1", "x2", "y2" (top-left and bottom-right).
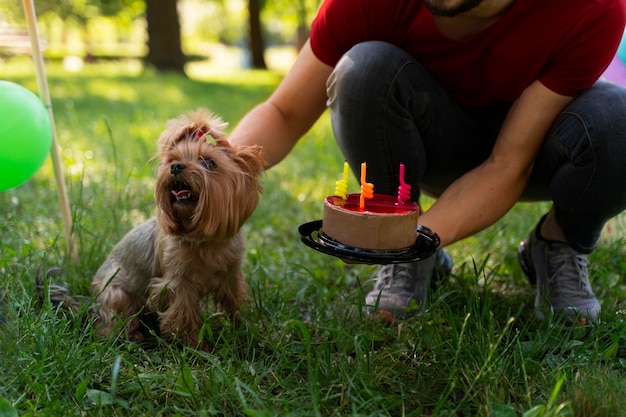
[{"x1": 233, "y1": 145, "x2": 265, "y2": 176}]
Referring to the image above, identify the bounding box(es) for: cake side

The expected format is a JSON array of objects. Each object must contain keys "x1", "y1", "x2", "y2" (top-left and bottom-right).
[{"x1": 322, "y1": 194, "x2": 419, "y2": 250}]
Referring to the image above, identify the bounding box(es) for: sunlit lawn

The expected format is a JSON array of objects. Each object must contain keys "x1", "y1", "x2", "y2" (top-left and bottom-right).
[{"x1": 1, "y1": 52, "x2": 626, "y2": 416}]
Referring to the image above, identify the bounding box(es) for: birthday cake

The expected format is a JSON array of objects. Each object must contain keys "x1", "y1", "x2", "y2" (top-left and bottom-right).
[{"x1": 322, "y1": 193, "x2": 419, "y2": 250}]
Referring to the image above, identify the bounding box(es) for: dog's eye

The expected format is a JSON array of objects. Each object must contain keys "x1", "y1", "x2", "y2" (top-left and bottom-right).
[{"x1": 200, "y1": 158, "x2": 216, "y2": 170}]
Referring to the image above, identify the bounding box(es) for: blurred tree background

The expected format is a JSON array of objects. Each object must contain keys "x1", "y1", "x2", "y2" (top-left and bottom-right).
[{"x1": 0, "y1": 0, "x2": 321, "y2": 73}]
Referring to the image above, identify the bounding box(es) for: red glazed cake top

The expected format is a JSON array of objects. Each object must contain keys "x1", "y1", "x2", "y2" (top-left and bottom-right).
[{"x1": 325, "y1": 193, "x2": 418, "y2": 214}]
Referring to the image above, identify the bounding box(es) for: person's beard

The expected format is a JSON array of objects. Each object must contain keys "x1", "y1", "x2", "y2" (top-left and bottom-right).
[{"x1": 423, "y1": 0, "x2": 485, "y2": 17}]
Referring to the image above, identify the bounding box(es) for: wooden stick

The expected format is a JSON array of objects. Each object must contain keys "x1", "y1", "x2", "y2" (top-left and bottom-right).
[{"x1": 22, "y1": 0, "x2": 77, "y2": 262}]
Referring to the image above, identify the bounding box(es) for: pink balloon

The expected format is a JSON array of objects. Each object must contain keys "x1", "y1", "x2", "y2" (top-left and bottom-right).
[{"x1": 602, "y1": 55, "x2": 626, "y2": 86}]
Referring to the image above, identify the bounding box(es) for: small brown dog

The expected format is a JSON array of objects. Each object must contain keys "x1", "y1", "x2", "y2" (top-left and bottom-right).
[{"x1": 39, "y1": 109, "x2": 264, "y2": 349}]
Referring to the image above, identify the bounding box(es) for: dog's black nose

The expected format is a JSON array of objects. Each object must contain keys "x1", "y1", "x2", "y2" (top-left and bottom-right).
[{"x1": 170, "y1": 162, "x2": 185, "y2": 175}]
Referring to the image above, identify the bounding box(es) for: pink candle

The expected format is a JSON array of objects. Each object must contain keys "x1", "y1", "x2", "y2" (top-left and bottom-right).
[{"x1": 397, "y1": 163, "x2": 411, "y2": 204}]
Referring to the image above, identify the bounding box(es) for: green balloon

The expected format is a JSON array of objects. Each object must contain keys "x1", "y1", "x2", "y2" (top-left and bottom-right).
[{"x1": 0, "y1": 80, "x2": 52, "y2": 191}]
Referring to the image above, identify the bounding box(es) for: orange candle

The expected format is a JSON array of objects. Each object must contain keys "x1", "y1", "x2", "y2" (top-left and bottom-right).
[{"x1": 359, "y1": 162, "x2": 374, "y2": 210}]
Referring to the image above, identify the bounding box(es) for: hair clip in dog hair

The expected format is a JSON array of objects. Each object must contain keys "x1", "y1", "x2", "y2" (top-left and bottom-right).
[{"x1": 196, "y1": 128, "x2": 219, "y2": 145}]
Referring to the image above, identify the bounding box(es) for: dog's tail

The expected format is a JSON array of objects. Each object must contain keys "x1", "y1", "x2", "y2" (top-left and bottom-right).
[{"x1": 36, "y1": 266, "x2": 82, "y2": 314}]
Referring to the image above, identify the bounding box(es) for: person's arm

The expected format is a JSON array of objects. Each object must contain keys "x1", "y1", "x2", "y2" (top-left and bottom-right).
[
  {"x1": 228, "y1": 39, "x2": 333, "y2": 169},
  {"x1": 419, "y1": 80, "x2": 574, "y2": 248}
]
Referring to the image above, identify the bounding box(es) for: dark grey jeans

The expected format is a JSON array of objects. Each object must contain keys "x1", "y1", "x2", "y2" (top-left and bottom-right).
[{"x1": 327, "y1": 41, "x2": 626, "y2": 253}]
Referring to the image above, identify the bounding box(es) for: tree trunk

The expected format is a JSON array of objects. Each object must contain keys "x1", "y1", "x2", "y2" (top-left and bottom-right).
[
  {"x1": 295, "y1": 0, "x2": 308, "y2": 50},
  {"x1": 145, "y1": 0, "x2": 186, "y2": 73},
  {"x1": 248, "y1": 0, "x2": 266, "y2": 69}
]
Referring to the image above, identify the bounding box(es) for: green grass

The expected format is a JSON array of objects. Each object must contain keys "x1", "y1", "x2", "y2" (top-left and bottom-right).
[{"x1": 1, "y1": 55, "x2": 626, "y2": 416}]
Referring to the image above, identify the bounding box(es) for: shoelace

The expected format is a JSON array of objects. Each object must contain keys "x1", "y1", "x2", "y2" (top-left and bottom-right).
[{"x1": 547, "y1": 248, "x2": 590, "y2": 297}]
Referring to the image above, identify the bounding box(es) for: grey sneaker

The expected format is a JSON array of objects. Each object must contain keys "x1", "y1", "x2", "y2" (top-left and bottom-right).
[
  {"x1": 518, "y1": 218, "x2": 600, "y2": 323},
  {"x1": 365, "y1": 249, "x2": 453, "y2": 320}
]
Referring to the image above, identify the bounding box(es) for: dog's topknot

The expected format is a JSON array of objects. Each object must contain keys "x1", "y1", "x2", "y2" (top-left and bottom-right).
[{"x1": 157, "y1": 108, "x2": 229, "y2": 155}]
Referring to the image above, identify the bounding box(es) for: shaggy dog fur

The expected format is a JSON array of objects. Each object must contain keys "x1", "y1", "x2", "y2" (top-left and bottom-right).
[{"x1": 38, "y1": 109, "x2": 264, "y2": 349}]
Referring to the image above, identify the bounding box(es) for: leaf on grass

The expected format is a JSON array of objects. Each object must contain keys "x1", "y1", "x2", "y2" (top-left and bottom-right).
[
  {"x1": 176, "y1": 363, "x2": 195, "y2": 395},
  {"x1": 603, "y1": 341, "x2": 619, "y2": 360},
  {"x1": 522, "y1": 405, "x2": 546, "y2": 417},
  {"x1": 75, "y1": 378, "x2": 89, "y2": 401},
  {"x1": 0, "y1": 397, "x2": 19, "y2": 417},
  {"x1": 85, "y1": 389, "x2": 114, "y2": 406}
]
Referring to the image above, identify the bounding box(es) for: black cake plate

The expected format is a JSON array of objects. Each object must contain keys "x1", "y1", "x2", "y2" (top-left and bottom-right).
[{"x1": 298, "y1": 220, "x2": 440, "y2": 264}]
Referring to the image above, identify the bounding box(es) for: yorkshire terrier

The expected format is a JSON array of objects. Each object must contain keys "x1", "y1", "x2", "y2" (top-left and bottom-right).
[{"x1": 38, "y1": 109, "x2": 264, "y2": 349}]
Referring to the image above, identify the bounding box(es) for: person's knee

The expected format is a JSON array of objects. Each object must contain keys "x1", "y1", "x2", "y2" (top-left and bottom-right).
[
  {"x1": 568, "y1": 82, "x2": 626, "y2": 132},
  {"x1": 328, "y1": 41, "x2": 405, "y2": 102}
]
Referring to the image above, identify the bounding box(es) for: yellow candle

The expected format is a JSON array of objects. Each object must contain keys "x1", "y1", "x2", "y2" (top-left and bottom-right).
[{"x1": 334, "y1": 161, "x2": 349, "y2": 200}]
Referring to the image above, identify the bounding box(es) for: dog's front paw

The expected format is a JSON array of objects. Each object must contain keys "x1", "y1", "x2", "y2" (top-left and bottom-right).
[{"x1": 128, "y1": 330, "x2": 146, "y2": 343}]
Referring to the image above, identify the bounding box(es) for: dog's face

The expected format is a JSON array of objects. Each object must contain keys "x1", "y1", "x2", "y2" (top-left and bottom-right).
[{"x1": 155, "y1": 134, "x2": 264, "y2": 242}]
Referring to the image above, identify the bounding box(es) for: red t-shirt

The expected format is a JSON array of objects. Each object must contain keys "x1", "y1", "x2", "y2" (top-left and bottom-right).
[{"x1": 310, "y1": 0, "x2": 626, "y2": 107}]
